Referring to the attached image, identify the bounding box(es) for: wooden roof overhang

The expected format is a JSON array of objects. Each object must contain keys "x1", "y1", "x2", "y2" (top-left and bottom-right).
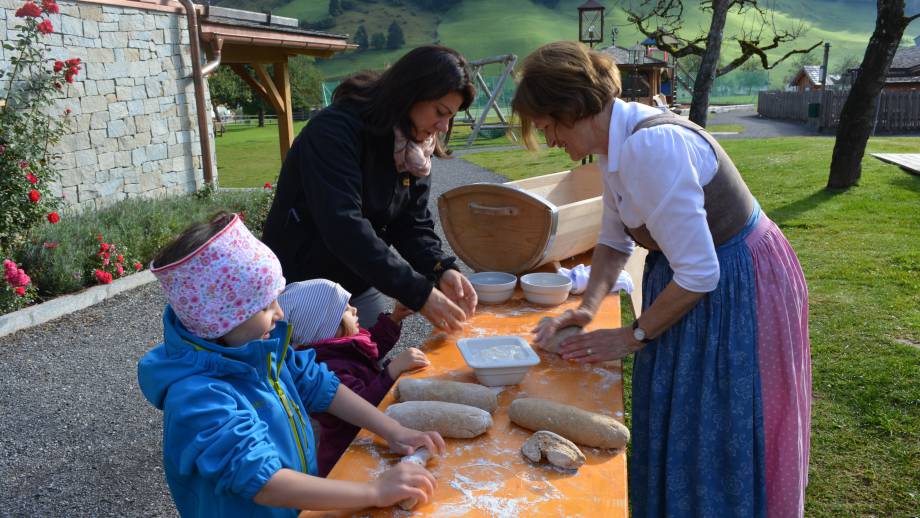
[{"x1": 198, "y1": 14, "x2": 356, "y2": 160}]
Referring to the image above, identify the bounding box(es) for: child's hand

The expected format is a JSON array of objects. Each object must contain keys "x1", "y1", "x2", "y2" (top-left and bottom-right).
[
  {"x1": 389, "y1": 302, "x2": 414, "y2": 323},
  {"x1": 370, "y1": 461, "x2": 437, "y2": 508},
  {"x1": 384, "y1": 424, "x2": 446, "y2": 458},
  {"x1": 386, "y1": 348, "x2": 430, "y2": 379}
]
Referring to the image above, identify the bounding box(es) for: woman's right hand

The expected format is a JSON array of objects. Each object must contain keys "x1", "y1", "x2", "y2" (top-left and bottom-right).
[
  {"x1": 420, "y1": 287, "x2": 467, "y2": 332},
  {"x1": 370, "y1": 461, "x2": 437, "y2": 508},
  {"x1": 531, "y1": 307, "x2": 595, "y2": 349}
]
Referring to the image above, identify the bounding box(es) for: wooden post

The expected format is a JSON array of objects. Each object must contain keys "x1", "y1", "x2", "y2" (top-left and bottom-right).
[{"x1": 273, "y1": 60, "x2": 294, "y2": 161}]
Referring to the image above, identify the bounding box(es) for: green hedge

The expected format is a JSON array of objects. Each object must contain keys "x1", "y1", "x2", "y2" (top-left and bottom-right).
[{"x1": 9, "y1": 189, "x2": 273, "y2": 302}]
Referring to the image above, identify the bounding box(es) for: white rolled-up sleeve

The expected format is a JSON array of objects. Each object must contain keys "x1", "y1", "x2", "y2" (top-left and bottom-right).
[
  {"x1": 619, "y1": 126, "x2": 720, "y2": 292},
  {"x1": 597, "y1": 175, "x2": 635, "y2": 255}
]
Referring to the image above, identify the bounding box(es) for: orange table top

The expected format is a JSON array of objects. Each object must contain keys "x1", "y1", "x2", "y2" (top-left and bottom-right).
[{"x1": 301, "y1": 289, "x2": 627, "y2": 518}]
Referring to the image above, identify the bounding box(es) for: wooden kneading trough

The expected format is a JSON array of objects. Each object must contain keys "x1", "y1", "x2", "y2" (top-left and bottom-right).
[
  {"x1": 509, "y1": 398, "x2": 630, "y2": 449},
  {"x1": 385, "y1": 401, "x2": 493, "y2": 438},
  {"x1": 395, "y1": 378, "x2": 498, "y2": 413}
]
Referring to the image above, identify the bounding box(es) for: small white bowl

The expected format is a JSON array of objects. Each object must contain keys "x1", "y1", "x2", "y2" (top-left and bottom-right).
[
  {"x1": 468, "y1": 272, "x2": 517, "y2": 304},
  {"x1": 457, "y1": 336, "x2": 541, "y2": 386},
  {"x1": 519, "y1": 272, "x2": 572, "y2": 306}
]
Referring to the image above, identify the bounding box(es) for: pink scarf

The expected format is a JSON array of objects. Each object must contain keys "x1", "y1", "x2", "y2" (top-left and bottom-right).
[{"x1": 393, "y1": 127, "x2": 436, "y2": 177}]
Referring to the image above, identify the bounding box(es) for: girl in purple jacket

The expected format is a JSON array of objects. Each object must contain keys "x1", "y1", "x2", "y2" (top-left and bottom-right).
[{"x1": 279, "y1": 279, "x2": 430, "y2": 476}]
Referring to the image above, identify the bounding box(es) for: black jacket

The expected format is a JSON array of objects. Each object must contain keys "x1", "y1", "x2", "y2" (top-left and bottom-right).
[{"x1": 262, "y1": 102, "x2": 456, "y2": 311}]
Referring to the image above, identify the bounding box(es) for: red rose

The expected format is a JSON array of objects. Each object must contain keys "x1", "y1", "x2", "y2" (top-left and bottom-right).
[
  {"x1": 15, "y1": 271, "x2": 30, "y2": 287},
  {"x1": 15, "y1": 2, "x2": 42, "y2": 17},
  {"x1": 116, "y1": 264, "x2": 124, "y2": 276},
  {"x1": 53, "y1": 60, "x2": 64, "y2": 72},
  {"x1": 43, "y1": 242, "x2": 58, "y2": 249},
  {"x1": 36, "y1": 19, "x2": 53, "y2": 34},
  {"x1": 103, "y1": 252, "x2": 110, "y2": 259},
  {"x1": 26, "y1": 172, "x2": 38, "y2": 184},
  {"x1": 99, "y1": 242, "x2": 109, "y2": 251},
  {"x1": 116, "y1": 255, "x2": 123, "y2": 263},
  {"x1": 41, "y1": 0, "x2": 59, "y2": 14},
  {"x1": 28, "y1": 189, "x2": 40, "y2": 202},
  {"x1": 54, "y1": 82, "x2": 61, "y2": 90},
  {"x1": 64, "y1": 108, "x2": 71, "y2": 115},
  {"x1": 65, "y1": 72, "x2": 75, "y2": 84},
  {"x1": 19, "y1": 160, "x2": 29, "y2": 169},
  {"x1": 134, "y1": 262, "x2": 143, "y2": 271},
  {"x1": 94, "y1": 269, "x2": 113, "y2": 284},
  {"x1": 263, "y1": 182, "x2": 272, "y2": 190},
  {"x1": 47, "y1": 212, "x2": 60, "y2": 224},
  {"x1": 15, "y1": 286, "x2": 26, "y2": 297},
  {"x1": 66, "y1": 58, "x2": 81, "y2": 66}
]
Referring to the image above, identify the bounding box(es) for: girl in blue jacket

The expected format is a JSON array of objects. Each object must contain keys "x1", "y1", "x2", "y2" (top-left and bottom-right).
[{"x1": 138, "y1": 212, "x2": 443, "y2": 518}]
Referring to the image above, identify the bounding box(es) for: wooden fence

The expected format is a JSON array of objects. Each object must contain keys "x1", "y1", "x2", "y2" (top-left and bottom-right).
[{"x1": 757, "y1": 90, "x2": 920, "y2": 132}]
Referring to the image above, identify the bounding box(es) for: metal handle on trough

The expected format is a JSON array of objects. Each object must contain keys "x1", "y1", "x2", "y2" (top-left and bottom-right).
[{"x1": 468, "y1": 202, "x2": 519, "y2": 216}]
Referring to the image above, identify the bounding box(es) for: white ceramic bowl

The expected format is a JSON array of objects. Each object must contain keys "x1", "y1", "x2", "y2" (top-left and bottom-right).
[
  {"x1": 519, "y1": 272, "x2": 572, "y2": 306},
  {"x1": 457, "y1": 336, "x2": 541, "y2": 386},
  {"x1": 468, "y1": 272, "x2": 517, "y2": 304}
]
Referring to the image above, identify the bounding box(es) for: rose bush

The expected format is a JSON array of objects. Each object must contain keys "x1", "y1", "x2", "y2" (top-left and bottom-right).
[
  {"x1": 0, "y1": 0, "x2": 80, "y2": 312},
  {"x1": 1, "y1": 0, "x2": 79, "y2": 252}
]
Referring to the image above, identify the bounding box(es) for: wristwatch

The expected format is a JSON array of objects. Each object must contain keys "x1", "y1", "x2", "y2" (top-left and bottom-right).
[{"x1": 631, "y1": 319, "x2": 652, "y2": 344}]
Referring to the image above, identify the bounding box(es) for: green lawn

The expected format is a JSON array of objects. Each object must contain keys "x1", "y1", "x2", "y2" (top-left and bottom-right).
[
  {"x1": 215, "y1": 120, "x2": 519, "y2": 187},
  {"x1": 214, "y1": 121, "x2": 308, "y2": 188},
  {"x1": 707, "y1": 123, "x2": 746, "y2": 133},
  {"x1": 465, "y1": 136, "x2": 920, "y2": 517}
]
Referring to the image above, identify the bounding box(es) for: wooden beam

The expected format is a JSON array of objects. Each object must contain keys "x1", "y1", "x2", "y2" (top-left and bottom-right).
[
  {"x1": 228, "y1": 63, "x2": 273, "y2": 107},
  {"x1": 273, "y1": 60, "x2": 294, "y2": 161},
  {"x1": 253, "y1": 63, "x2": 284, "y2": 113},
  {"x1": 217, "y1": 44, "x2": 315, "y2": 64}
]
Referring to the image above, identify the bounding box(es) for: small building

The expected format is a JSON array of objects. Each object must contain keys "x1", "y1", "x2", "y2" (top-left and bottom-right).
[
  {"x1": 788, "y1": 65, "x2": 838, "y2": 92},
  {"x1": 602, "y1": 43, "x2": 675, "y2": 106},
  {"x1": 882, "y1": 44, "x2": 920, "y2": 92}
]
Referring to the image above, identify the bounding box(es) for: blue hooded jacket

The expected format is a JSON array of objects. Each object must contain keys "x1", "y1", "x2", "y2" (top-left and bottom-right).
[{"x1": 138, "y1": 306, "x2": 341, "y2": 517}]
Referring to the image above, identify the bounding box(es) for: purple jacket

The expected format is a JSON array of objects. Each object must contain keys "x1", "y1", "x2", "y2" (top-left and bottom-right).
[{"x1": 298, "y1": 313, "x2": 401, "y2": 476}]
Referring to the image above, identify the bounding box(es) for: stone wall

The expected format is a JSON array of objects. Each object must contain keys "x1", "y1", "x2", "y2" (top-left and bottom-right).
[{"x1": 0, "y1": 0, "x2": 215, "y2": 211}]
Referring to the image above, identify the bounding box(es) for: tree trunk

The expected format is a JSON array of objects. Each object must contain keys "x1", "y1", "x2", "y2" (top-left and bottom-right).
[
  {"x1": 258, "y1": 106, "x2": 265, "y2": 128},
  {"x1": 827, "y1": 0, "x2": 911, "y2": 189},
  {"x1": 688, "y1": 0, "x2": 730, "y2": 127}
]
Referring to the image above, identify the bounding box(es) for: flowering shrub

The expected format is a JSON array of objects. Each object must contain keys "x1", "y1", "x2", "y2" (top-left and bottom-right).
[
  {"x1": 91, "y1": 234, "x2": 139, "y2": 285},
  {"x1": 1, "y1": 259, "x2": 37, "y2": 313},
  {"x1": 1, "y1": 0, "x2": 80, "y2": 251}
]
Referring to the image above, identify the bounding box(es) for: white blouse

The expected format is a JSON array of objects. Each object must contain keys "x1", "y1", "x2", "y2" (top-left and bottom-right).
[{"x1": 596, "y1": 99, "x2": 721, "y2": 293}]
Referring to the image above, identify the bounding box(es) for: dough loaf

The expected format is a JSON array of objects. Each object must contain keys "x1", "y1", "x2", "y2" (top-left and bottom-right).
[
  {"x1": 385, "y1": 401, "x2": 492, "y2": 438},
  {"x1": 395, "y1": 378, "x2": 498, "y2": 413},
  {"x1": 521, "y1": 430, "x2": 586, "y2": 470},
  {"x1": 509, "y1": 397, "x2": 629, "y2": 449}
]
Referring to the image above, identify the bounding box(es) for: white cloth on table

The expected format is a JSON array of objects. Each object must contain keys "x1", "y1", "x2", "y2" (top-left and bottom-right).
[
  {"x1": 596, "y1": 98, "x2": 722, "y2": 293},
  {"x1": 557, "y1": 264, "x2": 634, "y2": 295}
]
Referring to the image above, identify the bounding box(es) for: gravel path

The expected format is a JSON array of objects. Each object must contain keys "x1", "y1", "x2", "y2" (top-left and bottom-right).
[
  {"x1": 706, "y1": 106, "x2": 822, "y2": 139},
  {"x1": 0, "y1": 155, "x2": 504, "y2": 517}
]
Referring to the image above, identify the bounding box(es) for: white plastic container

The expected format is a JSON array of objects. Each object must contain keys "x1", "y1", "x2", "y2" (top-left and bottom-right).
[
  {"x1": 519, "y1": 272, "x2": 572, "y2": 306},
  {"x1": 457, "y1": 336, "x2": 541, "y2": 386},
  {"x1": 468, "y1": 272, "x2": 517, "y2": 304}
]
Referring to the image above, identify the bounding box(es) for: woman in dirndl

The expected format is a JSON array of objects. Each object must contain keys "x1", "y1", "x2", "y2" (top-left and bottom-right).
[{"x1": 521, "y1": 41, "x2": 811, "y2": 518}]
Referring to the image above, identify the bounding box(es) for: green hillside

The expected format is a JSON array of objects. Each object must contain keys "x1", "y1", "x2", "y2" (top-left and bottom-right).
[{"x1": 221, "y1": 0, "x2": 917, "y2": 86}]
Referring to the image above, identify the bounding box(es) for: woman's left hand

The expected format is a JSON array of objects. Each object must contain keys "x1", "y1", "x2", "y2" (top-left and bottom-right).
[
  {"x1": 384, "y1": 425, "x2": 446, "y2": 457},
  {"x1": 558, "y1": 327, "x2": 644, "y2": 363},
  {"x1": 439, "y1": 270, "x2": 477, "y2": 317}
]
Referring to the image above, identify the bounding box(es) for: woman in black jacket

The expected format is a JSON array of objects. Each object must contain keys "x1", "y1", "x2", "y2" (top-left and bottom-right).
[{"x1": 262, "y1": 45, "x2": 478, "y2": 331}]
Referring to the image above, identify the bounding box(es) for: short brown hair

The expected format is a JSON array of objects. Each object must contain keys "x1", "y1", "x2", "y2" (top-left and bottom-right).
[{"x1": 512, "y1": 41, "x2": 621, "y2": 150}]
